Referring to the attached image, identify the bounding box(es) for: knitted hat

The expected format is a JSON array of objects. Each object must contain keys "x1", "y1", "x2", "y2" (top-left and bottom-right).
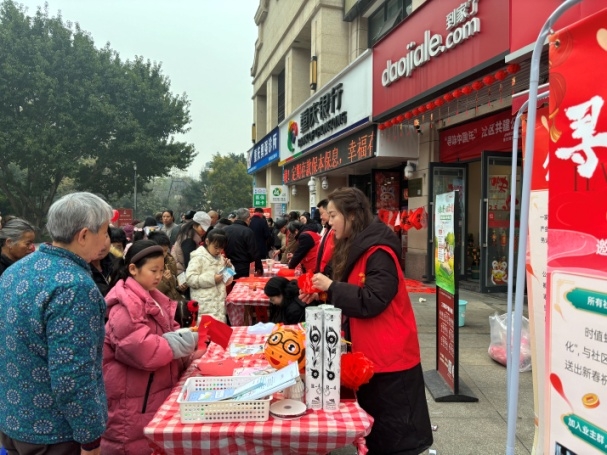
[
  {"x1": 264, "y1": 277, "x2": 289, "y2": 297},
  {"x1": 122, "y1": 224, "x2": 135, "y2": 241},
  {"x1": 193, "y1": 211, "x2": 212, "y2": 232}
]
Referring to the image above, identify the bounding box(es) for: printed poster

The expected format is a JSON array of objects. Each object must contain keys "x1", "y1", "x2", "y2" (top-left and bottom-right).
[
  {"x1": 546, "y1": 9, "x2": 607, "y2": 454},
  {"x1": 434, "y1": 191, "x2": 456, "y2": 295}
]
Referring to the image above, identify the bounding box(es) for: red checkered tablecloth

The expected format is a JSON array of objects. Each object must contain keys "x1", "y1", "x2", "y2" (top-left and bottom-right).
[
  {"x1": 252, "y1": 260, "x2": 290, "y2": 277},
  {"x1": 225, "y1": 282, "x2": 270, "y2": 326},
  {"x1": 144, "y1": 327, "x2": 373, "y2": 455}
]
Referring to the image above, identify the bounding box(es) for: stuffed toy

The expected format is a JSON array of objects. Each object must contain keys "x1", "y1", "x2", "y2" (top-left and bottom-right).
[{"x1": 264, "y1": 324, "x2": 306, "y2": 373}]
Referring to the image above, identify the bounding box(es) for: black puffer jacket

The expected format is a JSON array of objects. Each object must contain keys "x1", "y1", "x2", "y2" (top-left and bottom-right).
[{"x1": 224, "y1": 220, "x2": 257, "y2": 277}]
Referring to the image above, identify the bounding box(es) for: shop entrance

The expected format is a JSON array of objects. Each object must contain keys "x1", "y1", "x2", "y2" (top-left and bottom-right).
[{"x1": 428, "y1": 152, "x2": 521, "y2": 293}]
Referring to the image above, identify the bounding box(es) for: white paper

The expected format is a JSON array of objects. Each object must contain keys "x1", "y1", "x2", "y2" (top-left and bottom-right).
[
  {"x1": 176, "y1": 272, "x2": 186, "y2": 286},
  {"x1": 305, "y1": 306, "x2": 324, "y2": 410}
]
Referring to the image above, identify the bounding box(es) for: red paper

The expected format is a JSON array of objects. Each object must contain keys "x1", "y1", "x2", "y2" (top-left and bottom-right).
[
  {"x1": 297, "y1": 272, "x2": 321, "y2": 294},
  {"x1": 196, "y1": 358, "x2": 242, "y2": 376},
  {"x1": 200, "y1": 315, "x2": 233, "y2": 350}
]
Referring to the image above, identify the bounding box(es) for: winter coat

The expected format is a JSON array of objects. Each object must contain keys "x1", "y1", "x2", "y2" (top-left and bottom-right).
[
  {"x1": 186, "y1": 246, "x2": 231, "y2": 323},
  {"x1": 172, "y1": 231, "x2": 202, "y2": 274},
  {"x1": 224, "y1": 220, "x2": 256, "y2": 277},
  {"x1": 102, "y1": 277, "x2": 186, "y2": 455},
  {"x1": 156, "y1": 253, "x2": 185, "y2": 302},
  {"x1": 160, "y1": 222, "x2": 180, "y2": 247},
  {"x1": 90, "y1": 254, "x2": 114, "y2": 296},
  {"x1": 269, "y1": 280, "x2": 306, "y2": 325},
  {"x1": 288, "y1": 224, "x2": 320, "y2": 273},
  {"x1": 0, "y1": 253, "x2": 14, "y2": 277},
  {"x1": 249, "y1": 213, "x2": 271, "y2": 260}
]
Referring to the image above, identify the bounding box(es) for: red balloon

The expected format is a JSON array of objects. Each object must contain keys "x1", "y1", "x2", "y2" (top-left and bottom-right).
[
  {"x1": 507, "y1": 63, "x2": 520, "y2": 74},
  {"x1": 443, "y1": 93, "x2": 454, "y2": 102},
  {"x1": 462, "y1": 86, "x2": 473, "y2": 95},
  {"x1": 452, "y1": 89, "x2": 463, "y2": 99},
  {"x1": 111, "y1": 209, "x2": 120, "y2": 223},
  {"x1": 494, "y1": 70, "x2": 508, "y2": 81},
  {"x1": 483, "y1": 75, "x2": 496, "y2": 86},
  {"x1": 435, "y1": 98, "x2": 445, "y2": 107},
  {"x1": 472, "y1": 81, "x2": 484, "y2": 91},
  {"x1": 404, "y1": 112, "x2": 413, "y2": 119}
]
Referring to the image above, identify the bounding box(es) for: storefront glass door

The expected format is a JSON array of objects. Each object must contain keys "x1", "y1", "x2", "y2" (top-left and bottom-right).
[
  {"x1": 480, "y1": 152, "x2": 522, "y2": 293},
  {"x1": 427, "y1": 163, "x2": 467, "y2": 281}
]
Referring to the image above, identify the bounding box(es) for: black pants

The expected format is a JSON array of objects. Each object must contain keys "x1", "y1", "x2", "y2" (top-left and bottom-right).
[
  {"x1": 0, "y1": 433, "x2": 80, "y2": 455},
  {"x1": 356, "y1": 363, "x2": 433, "y2": 455}
]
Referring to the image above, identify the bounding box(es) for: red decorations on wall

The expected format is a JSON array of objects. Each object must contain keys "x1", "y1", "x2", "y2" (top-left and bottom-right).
[
  {"x1": 462, "y1": 85, "x2": 473, "y2": 95},
  {"x1": 452, "y1": 89, "x2": 463, "y2": 99},
  {"x1": 412, "y1": 108, "x2": 419, "y2": 116},
  {"x1": 391, "y1": 118, "x2": 399, "y2": 125},
  {"x1": 507, "y1": 63, "x2": 520, "y2": 74},
  {"x1": 472, "y1": 80, "x2": 484, "y2": 91},
  {"x1": 443, "y1": 93, "x2": 454, "y2": 102},
  {"x1": 404, "y1": 111, "x2": 412, "y2": 119},
  {"x1": 483, "y1": 75, "x2": 496, "y2": 86},
  {"x1": 378, "y1": 123, "x2": 386, "y2": 130},
  {"x1": 494, "y1": 69, "x2": 508, "y2": 81},
  {"x1": 426, "y1": 102, "x2": 434, "y2": 111},
  {"x1": 397, "y1": 114, "x2": 405, "y2": 122},
  {"x1": 383, "y1": 121, "x2": 391, "y2": 129},
  {"x1": 435, "y1": 98, "x2": 445, "y2": 107},
  {"x1": 418, "y1": 105, "x2": 426, "y2": 113}
]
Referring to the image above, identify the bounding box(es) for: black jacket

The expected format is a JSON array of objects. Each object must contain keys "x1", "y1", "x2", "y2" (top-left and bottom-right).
[
  {"x1": 224, "y1": 220, "x2": 257, "y2": 277},
  {"x1": 269, "y1": 280, "x2": 306, "y2": 324},
  {"x1": 249, "y1": 214, "x2": 271, "y2": 260},
  {"x1": 288, "y1": 223, "x2": 319, "y2": 271},
  {"x1": 90, "y1": 254, "x2": 114, "y2": 297},
  {"x1": 0, "y1": 254, "x2": 14, "y2": 278}
]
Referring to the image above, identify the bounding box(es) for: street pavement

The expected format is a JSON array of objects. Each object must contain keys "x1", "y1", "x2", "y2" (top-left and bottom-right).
[{"x1": 332, "y1": 288, "x2": 534, "y2": 455}]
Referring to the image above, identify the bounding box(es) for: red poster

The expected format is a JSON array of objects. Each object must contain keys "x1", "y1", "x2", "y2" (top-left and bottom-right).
[
  {"x1": 439, "y1": 110, "x2": 514, "y2": 162},
  {"x1": 115, "y1": 208, "x2": 133, "y2": 227},
  {"x1": 547, "y1": 9, "x2": 607, "y2": 454}
]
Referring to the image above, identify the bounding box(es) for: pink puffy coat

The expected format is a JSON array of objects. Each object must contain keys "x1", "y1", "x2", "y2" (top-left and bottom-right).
[{"x1": 102, "y1": 277, "x2": 186, "y2": 455}]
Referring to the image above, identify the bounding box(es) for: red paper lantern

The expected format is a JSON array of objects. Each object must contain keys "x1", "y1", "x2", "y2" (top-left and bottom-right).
[
  {"x1": 462, "y1": 86, "x2": 473, "y2": 95},
  {"x1": 391, "y1": 118, "x2": 399, "y2": 125},
  {"x1": 443, "y1": 93, "x2": 454, "y2": 102},
  {"x1": 397, "y1": 114, "x2": 405, "y2": 122},
  {"x1": 378, "y1": 123, "x2": 385, "y2": 130},
  {"x1": 412, "y1": 108, "x2": 419, "y2": 116},
  {"x1": 452, "y1": 89, "x2": 463, "y2": 99},
  {"x1": 472, "y1": 81, "x2": 484, "y2": 91},
  {"x1": 483, "y1": 75, "x2": 496, "y2": 86},
  {"x1": 404, "y1": 111, "x2": 413, "y2": 119},
  {"x1": 418, "y1": 105, "x2": 426, "y2": 113},
  {"x1": 495, "y1": 70, "x2": 508, "y2": 81},
  {"x1": 435, "y1": 98, "x2": 445, "y2": 107},
  {"x1": 507, "y1": 63, "x2": 520, "y2": 74},
  {"x1": 426, "y1": 102, "x2": 434, "y2": 111},
  {"x1": 383, "y1": 121, "x2": 392, "y2": 129}
]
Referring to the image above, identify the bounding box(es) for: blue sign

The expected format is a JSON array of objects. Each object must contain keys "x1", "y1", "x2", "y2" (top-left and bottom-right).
[{"x1": 248, "y1": 128, "x2": 280, "y2": 174}]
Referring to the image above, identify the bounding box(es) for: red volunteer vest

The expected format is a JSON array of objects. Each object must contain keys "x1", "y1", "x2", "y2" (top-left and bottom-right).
[
  {"x1": 300, "y1": 231, "x2": 320, "y2": 273},
  {"x1": 347, "y1": 245, "x2": 421, "y2": 373}
]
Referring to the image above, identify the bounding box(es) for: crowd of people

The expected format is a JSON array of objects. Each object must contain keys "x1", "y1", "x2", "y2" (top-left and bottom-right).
[{"x1": 0, "y1": 187, "x2": 432, "y2": 455}]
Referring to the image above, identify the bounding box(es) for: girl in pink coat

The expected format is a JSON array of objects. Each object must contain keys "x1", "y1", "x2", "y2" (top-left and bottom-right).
[{"x1": 102, "y1": 240, "x2": 205, "y2": 454}]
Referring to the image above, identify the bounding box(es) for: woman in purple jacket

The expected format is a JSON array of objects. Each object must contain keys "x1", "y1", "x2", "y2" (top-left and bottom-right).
[{"x1": 102, "y1": 240, "x2": 206, "y2": 454}]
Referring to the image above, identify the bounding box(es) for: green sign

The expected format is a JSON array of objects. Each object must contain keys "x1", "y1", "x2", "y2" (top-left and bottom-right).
[{"x1": 253, "y1": 193, "x2": 266, "y2": 207}]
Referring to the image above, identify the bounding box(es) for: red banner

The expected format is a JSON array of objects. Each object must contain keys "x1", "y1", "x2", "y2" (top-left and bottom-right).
[
  {"x1": 439, "y1": 110, "x2": 514, "y2": 162},
  {"x1": 372, "y1": 0, "x2": 509, "y2": 118}
]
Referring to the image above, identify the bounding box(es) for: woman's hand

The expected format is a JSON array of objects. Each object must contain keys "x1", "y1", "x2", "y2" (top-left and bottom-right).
[
  {"x1": 299, "y1": 291, "x2": 319, "y2": 305},
  {"x1": 177, "y1": 283, "x2": 188, "y2": 292},
  {"x1": 163, "y1": 269, "x2": 172, "y2": 280},
  {"x1": 312, "y1": 273, "x2": 332, "y2": 291}
]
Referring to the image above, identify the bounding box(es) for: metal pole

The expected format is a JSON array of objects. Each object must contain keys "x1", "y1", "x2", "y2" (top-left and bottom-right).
[
  {"x1": 506, "y1": 1, "x2": 581, "y2": 453},
  {"x1": 134, "y1": 163, "x2": 137, "y2": 219}
]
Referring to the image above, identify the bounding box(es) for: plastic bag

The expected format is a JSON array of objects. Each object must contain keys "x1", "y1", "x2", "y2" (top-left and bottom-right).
[{"x1": 487, "y1": 312, "x2": 532, "y2": 372}]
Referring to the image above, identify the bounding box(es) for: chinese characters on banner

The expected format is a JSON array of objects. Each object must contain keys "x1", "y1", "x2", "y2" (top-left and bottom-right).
[
  {"x1": 547, "y1": 10, "x2": 607, "y2": 454},
  {"x1": 439, "y1": 109, "x2": 515, "y2": 162},
  {"x1": 247, "y1": 128, "x2": 279, "y2": 174},
  {"x1": 282, "y1": 126, "x2": 376, "y2": 185}
]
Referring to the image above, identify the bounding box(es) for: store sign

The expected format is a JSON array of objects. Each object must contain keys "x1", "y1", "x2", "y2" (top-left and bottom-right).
[
  {"x1": 373, "y1": 0, "x2": 509, "y2": 117},
  {"x1": 282, "y1": 125, "x2": 376, "y2": 185},
  {"x1": 279, "y1": 52, "x2": 372, "y2": 165},
  {"x1": 252, "y1": 187, "x2": 267, "y2": 207},
  {"x1": 269, "y1": 185, "x2": 289, "y2": 204},
  {"x1": 247, "y1": 127, "x2": 279, "y2": 174},
  {"x1": 439, "y1": 109, "x2": 514, "y2": 162}
]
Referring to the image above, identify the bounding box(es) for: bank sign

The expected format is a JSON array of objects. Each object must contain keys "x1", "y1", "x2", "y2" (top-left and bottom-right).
[
  {"x1": 279, "y1": 51, "x2": 372, "y2": 166},
  {"x1": 247, "y1": 127, "x2": 279, "y2": 174},
  {"x1": 372, "y1": 0, "x2": 509, "y2": 118}
]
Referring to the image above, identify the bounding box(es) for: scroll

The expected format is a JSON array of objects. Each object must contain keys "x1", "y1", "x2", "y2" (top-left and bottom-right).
[
  {"x1": 322, "y1": 306, "x2": 341, "y2": 412},
  {"x1": 305, "y1": 306, "x2": 324, "y2": 410}
]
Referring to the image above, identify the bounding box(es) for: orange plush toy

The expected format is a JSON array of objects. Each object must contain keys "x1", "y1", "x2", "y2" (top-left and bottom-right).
[{"x1": 264, "y1": 324, "x2": 306, "y2": 373}]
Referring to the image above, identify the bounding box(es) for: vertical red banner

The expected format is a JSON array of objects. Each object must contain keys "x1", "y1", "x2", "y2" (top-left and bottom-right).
[{"x1": 547, "y1": 8, "x2": 607, "y2": 454}]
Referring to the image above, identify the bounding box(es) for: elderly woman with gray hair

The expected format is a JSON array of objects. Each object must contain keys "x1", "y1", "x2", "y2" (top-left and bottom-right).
[
  {"x1": 0, "y1": 216, "x2": 36, "y2": 276},
  {"x1": 0, "y1": 192, "x2": 113, "y2": 455}
]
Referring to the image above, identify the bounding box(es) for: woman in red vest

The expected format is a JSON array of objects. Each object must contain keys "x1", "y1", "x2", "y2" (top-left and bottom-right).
[
  {"x1": 311, "y1": 187, "x2": 433, "y2": 455},
  {"x1": 286, "y1": 220, "x2": 320, "y2": 273}
]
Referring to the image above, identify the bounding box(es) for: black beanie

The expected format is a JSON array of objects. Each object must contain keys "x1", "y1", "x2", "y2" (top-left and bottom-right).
[{"x1": 264, "y1": 277, "x2": 289, "y2": 297}]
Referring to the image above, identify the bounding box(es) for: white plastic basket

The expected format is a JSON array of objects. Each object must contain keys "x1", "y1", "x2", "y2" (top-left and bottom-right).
[{"x1": 177, "y1": 376, "x2": 271, "y2": 423}]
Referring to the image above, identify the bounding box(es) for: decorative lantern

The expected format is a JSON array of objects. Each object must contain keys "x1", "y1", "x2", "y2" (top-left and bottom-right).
[
  {"x1": 507, "y1": 63, "x2": 520, "y2": 74},
  {"x1": 495, "y1": 70, "x2": 508, "y2": 81},
  {"x1": 435, "y1": 98, "x2": 445, "y2": 107},
  {"x1": 383, "y1": 121, "x2": 392, "y2": 129},
  {"x1": 378, "y1": 123, "x2": 385, "y2": 130},
  {"x1": 404, "y1": 111, "x2": 413, "y2": 120},
  {"x1": 391, "y1": 118, "x2": 399, "y2": 125},
  {"x1": 443, "y1": 93, "x2": 454, "y2": 102},
  {"x1": 452, "y1": 89, "x2": 463, "y2": 99},
  {"x1": 483, "y1": 75, "x2": 496, "y2": 86},
  {"x1": 397, "y1": 114, "x2": 405, "y2": 122},
  {"x1": 412, "y1": 108, "x2": 419, "y2": 116},
  {"x1": 418, "y1": 105, "x2": 426, "y2": 113},
  {"x1": 462, "y1": 86, "x2": 473, "y2": 95},
  {"x1": 472, "y1": 81, "x2": 484, "y2": 91},
  {"x1": 426, "y1": 102, "x2": 434, "y2": 111}
]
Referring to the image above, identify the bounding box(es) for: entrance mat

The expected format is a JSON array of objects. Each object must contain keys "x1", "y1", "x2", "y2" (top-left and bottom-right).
[{"x1": 404, "y1": 279, "x2": 436, "y2": 294}]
